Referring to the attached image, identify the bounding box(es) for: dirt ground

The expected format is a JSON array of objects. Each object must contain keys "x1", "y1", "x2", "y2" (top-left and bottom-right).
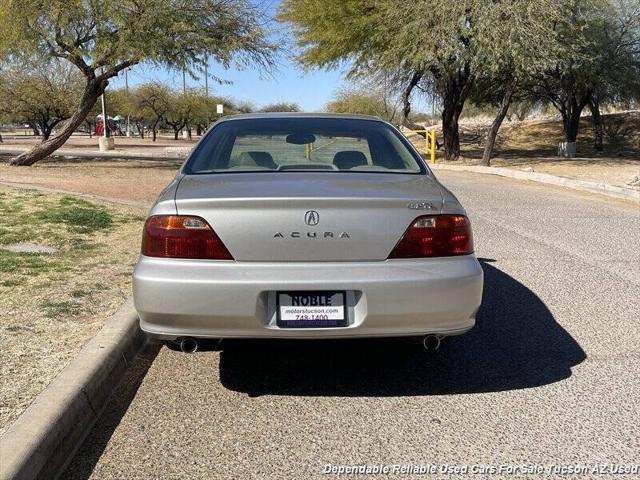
[
  {"x1": 0, "y1": 188, "x2": 146, "y2": 435},
  {"x1": 482, "y1": 157, "x2": 639, "y2": 188},
  {"x1": 0, "y1": 157, "x2": 181, "y2": 204},
  {"x1": 0, "y1": 133, "x2": 198, "y2": 154},
  {"x1": 406, "y1": 112, "x2": 640, "y2": 189}
]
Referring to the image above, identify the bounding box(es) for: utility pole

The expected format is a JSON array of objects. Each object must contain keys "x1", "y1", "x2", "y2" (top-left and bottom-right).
[
  {"x1": 125, "y1": 68, "x2": 131, "y2": 137},
  {"x1": 182, "y1": 67, "x2": 188, "y2": 139}
]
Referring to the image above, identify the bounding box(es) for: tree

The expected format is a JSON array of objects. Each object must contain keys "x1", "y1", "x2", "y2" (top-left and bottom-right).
[
  {"x1": 260, "y1": 102, "x2": 301, "y2": 112},
  {"x1": 234, "y1": 100, "x2": 256, "y2": 114},
  {"x1": 528, "y1": 0, "x2": 640, "y2": 156},
  {"x1": 133, "y1": 83, "x2": 171, "y2": 141},
  {"x1": 325, "y1": 87, "x2": 398, "y2": 121},
  {"x1": 469, "y1": 0, "x2": 563, "y2": 165},
  {"x1": 279, "y1": 0, "x2": 564, "y2": 160},
  {"x1": 0, "y1": 60, "x2": 83, "y2": 140},
  {"x1": 586, "y1": 0, "x2": 640, "y2": 151},
  {"x1": 0, "y1": 0, "x2": 275, "y2": 166},
  {"x1": 165, "y1": 90, "x2": 191, "y2": 140}
]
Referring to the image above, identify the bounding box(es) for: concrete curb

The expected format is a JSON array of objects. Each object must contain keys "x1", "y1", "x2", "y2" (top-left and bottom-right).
[
  {"x1": 431, "y1": 164, "x2": 640, "y2": 202},
  {"x1": 0, "y1": 146, "x2": 190, "y2": 160},
  {"x1": 0, "y1": 298, "x2": 146, "y2": 480}
]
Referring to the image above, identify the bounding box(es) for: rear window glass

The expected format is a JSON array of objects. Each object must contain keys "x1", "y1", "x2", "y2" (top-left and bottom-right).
[{"x1": 185, "y1": 117, "x2": 424, "y2": 174}]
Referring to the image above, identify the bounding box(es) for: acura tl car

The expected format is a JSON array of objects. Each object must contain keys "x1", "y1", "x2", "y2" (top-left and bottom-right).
[{"x1": 132, "y1": 113, "x2": 483, "y2": 352}]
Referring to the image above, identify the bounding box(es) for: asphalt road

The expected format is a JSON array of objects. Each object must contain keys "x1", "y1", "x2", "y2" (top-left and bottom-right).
[{"x1": 65, "y1": 171, "x2": 640, "y2": 479}]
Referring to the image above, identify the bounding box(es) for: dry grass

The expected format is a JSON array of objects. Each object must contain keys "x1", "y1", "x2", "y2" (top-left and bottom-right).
[
  {"x1": 0, "y1": 187, "x2": 146, "y2": 435},
  {"x1": 0, "y1": 157, "x2": 181, "y2": 204}
]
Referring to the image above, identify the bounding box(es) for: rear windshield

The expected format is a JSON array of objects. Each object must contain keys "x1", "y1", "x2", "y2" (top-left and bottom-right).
[{"x1": 184, "y1": 117, "x2": 425, "y2": 174}]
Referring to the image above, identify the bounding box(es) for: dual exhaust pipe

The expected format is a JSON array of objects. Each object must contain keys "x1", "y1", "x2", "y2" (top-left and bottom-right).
[{"x1": 174, "y1": 335, "x2": 442, "y2": 353}]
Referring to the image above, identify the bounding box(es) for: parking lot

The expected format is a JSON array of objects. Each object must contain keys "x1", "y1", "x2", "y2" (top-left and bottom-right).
[{"x1": 65, "y1": 171, "x2": 639, "y2": 479}]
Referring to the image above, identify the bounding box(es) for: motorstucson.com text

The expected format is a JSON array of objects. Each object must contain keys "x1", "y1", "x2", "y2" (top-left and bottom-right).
[{"x1": 322, "y1": 464, "x2": 640, "y2": 476}]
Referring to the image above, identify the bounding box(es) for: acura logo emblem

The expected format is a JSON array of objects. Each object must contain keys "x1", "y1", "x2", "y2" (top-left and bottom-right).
[{"x1": 304, "y1": 210, "x2": 319, "y2": 226}]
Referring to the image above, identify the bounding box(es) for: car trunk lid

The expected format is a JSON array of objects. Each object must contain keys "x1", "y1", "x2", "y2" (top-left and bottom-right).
[{"x1": 175, "y1": 173, "x2": 443, "y2": 261}]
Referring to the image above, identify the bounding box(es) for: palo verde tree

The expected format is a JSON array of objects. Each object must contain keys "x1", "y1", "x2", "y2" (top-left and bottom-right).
[
  {"x1": 280, "y1": 0, "x2": 564, "y2": 160},
  {"x1": 260, "y1": 102, "x2": 302, "y2": 112},
  {"x1": 165, "y1": 89, "x2": 196, "y2": 140},
  {"x1": 528, "y1": 0, "x2": 640, "y2": 156},
  {"x1": 585, "y1": 0, "x2": 640, "y2": 151},
  {"x1": 469, "y1": 0, "x2": 564, "y2": 165},
  {"x1": 325, "y1": 86, "x2": 399, "y2": 122},
  {"x1": 0, "y1": 60, "x2": 83, "y2": 139},
  {"x1": 0, "y1": 0, "x2": 275, "y2": 166},
  {"x1": 133, "y1": 82, "x2": 171, "y2": 142}
]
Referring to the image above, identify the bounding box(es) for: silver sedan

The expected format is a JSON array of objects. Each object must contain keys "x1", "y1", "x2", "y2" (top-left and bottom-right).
[{"x1": 133, "y1": 113, "x2": 483, "y2": 352}]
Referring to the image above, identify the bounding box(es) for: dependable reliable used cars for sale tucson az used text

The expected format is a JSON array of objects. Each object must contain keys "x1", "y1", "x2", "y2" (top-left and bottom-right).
[{"x1": 133, "y1": 114, "x2": 484, "y2": 353}]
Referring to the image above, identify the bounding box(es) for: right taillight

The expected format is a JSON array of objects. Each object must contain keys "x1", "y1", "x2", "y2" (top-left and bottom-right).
[
  {"x1": 141, "y1": 215, "x2": 233, "y2": 260},
  {"x1": 388, "y1": 215, "x2": 474, "y2": 258}
]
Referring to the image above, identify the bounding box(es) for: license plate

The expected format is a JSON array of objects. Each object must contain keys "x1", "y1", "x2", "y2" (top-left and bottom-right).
[{"x1": 276, "y1": 291, "x2": 347, "y2": 328}]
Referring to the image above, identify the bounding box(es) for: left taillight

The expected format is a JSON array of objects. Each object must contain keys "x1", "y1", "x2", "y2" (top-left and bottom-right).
[{"x1": 141, "y1": 215, "x2": 233, "y2": 260}]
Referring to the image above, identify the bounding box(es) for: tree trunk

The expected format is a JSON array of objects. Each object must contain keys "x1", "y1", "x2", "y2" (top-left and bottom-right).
[
  {"x1": 41, "y1": 118, "x2": 61, "y2": 141},
  {"x1": 442, "y1": 103, "x2": 462, "y2": 160},
  {"x1": 481, "y1": 85, "x2": 514, "y2": 166},
  {"x1": 173, "y1": 128, "x2": 179, "y2": 140},
  {"x1": 10, "y1": 79, "x2": 106, "y2": 166},
  {"x1": 560, "y1": 92, "x2": 590, "y2": 144},
  {"x1": 441, "y1": 67, "x2": 472, "y2": 161},
  {"x1": 563, "y1": 110, "x2": 581, "y2": 143},
  {"x1": 588, "y1": 95, "x2": 603, "y2": 152},
  {"x1": 400, "y1": 69, "x2": 427, "y2": 137},
  {"x1": 196, "y1": 124, "x2": 202, "y2": 136}
]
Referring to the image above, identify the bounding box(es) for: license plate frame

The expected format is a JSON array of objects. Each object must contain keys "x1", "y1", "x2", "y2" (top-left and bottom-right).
[{"x1": 276, "y1": 290, "x2": 348, "y2": 328}]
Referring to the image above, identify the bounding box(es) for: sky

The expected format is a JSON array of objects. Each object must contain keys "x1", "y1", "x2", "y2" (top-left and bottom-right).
[{"x1": 107, "y1": 56, "x2": 348, "y2": 112}]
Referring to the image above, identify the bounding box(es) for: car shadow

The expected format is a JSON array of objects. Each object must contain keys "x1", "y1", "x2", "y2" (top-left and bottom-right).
[{"x1": 219, "y1": 260, "x2": 586, "y2": 396}]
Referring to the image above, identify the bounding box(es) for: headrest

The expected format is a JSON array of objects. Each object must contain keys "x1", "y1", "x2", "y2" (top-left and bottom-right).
[
  {"x1": 333, "y1": 150, "x2": 368, "y2": 170},
  {"x1": 235, "y1": 151, "x2": 277, "y2": 169}
]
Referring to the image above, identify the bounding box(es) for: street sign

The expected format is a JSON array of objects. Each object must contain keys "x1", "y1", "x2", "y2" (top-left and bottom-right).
[{"x1": 216, "y1": 104, "x2": 224, "y2": 114}]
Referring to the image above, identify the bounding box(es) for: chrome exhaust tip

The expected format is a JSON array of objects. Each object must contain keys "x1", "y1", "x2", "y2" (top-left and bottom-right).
[
  {"x1": 422, "y1": 334, "x2": 442, "y2": 351},
  {"x1": 177, "y1": 337, "x2": 199, "y2": 354}
]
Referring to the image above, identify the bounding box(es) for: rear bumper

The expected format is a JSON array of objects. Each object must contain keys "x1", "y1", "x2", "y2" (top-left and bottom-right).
[{"x1": 133, "y1": 256, "x2": 483, "y2": 339}]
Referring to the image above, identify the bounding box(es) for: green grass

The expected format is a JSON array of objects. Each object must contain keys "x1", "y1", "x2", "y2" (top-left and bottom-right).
[
  {"x1": 41, "y1": 299, "x2": 83, "y2": 319},
  {"x1": 37, "y1": 196, "x2": 113, "y2": 234},
  {"x1": 70, "y1": 288, "x2": 90, "y2": 298},
  {"x1": 0, "y1": 251, "x2": 52, "y2": 275},
  {"x1": 4, "y1": 325, "x2": 33, "y2": 333},
  {"x1": 0, "y1": 191, "x2": 127, "y2": 271}
]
